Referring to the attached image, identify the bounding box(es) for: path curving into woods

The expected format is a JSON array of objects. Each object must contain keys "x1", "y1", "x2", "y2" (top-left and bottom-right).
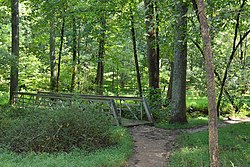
[{"x1": 125, "y1": 118, "x2": 250, "y2": 167}]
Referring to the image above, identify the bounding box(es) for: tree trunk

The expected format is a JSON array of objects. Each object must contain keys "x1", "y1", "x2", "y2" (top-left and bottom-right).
[
  {"x1": 10, "y1": 0, "x2": 19, "y2": 104},
  {"x1": 96, "y1": 16, "x2": 106, "y2": 95},
  {"x1": 214, "y1": 70, "x2": 239, "y2": 113},
  {"x1": 77, "y1": 28, "x2": 81, "y2": 91},
  {"x1": 56, "y1": 17, "x2": 65, "y2": 92},
  {"x1": 170, "y1": 0, "x2": 188, "y2": 124},
  {"x1": 144, "y1": 0, "x2": 159, "y2": 89},
  {"x1": 130, "y1": 2, "x2": 143, "y2": 97},
  {"x1": 155, "y1": 0, "x2": 160, "y2": 87},
  {"x1": 217, "y1": 0, "x2": 247, "y2": 115},
  {"x1": 70, "y1": 18, "x2": 77, "y2": 92},
  {"x1": 167, "y1": 62, "x2": 174, "y2": 101},
  {"x1": 49, "y1": 20, "x2": 57, "y2": 92},
  {"x1": 196, "y1": 0, "x2": 220, "y2": 166}
]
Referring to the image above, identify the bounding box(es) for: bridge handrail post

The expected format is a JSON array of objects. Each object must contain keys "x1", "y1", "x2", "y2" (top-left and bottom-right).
[
  {"x1": 110, "y1": 99, "x2": 121, "y2": 126},
  {"x1": 142, "y1": 97, "x2": 154, "y2": 124}
]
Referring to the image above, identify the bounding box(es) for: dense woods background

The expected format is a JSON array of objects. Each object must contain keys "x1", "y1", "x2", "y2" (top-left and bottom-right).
[
  {"x1": 0, "y1": 0, "x2": 249, "y2": 118},
  {"x1": 0, "y1": 0, "x2": 249, "y2": 166}
]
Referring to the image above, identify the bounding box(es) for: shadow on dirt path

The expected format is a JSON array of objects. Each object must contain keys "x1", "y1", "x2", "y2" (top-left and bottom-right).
[{"x1": 125, "y1": 117, "x2": 250, "y2": 167}]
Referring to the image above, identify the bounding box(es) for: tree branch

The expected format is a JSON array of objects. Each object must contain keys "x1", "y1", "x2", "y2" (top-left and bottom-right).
[
  {"x1": 217, "y1": 0, "x2": 248, "y2": 113},
  {"x1": 190, "y1": 39, "x2": 239, "y2": 113}
]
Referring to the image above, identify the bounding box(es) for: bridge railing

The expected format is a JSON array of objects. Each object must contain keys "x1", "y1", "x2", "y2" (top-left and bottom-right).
[{"x1": 14, "y1": 91, "x2": 154, "y2": 126}]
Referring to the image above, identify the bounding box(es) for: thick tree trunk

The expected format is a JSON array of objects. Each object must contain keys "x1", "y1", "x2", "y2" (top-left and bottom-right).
[
  {"x1": 130, "y1": 2, "x2": 143, "y2": 97},
  {"x1": 70, "y1": 18, "x2": 77, "y2": 92},
  {"x1": 170, "y1": 0, "x2": 188, "y2": 124},
  {"x1": 96, "y1": 16, "x2": 106, "y2": 95},
  {"x1": 56, "y1": 18, "x2": 65, "y2": 92},
  {"x1": 196, "y1": 0, "x2": 220, "y2": 166},
  {"x1": 49, "y1": 20, "x2": 57, "y2": 92},
  {"x1": 144, "y1": 0, "x2": 159, "y2": 89},
  {"x1": 10, "y1": 0, "x2": 19, "y2": 104}
]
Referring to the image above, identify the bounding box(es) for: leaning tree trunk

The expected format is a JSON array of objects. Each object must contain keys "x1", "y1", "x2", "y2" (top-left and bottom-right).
[
  {"x1": 96, "y1": 16, "x2": 106, "y2": 95},
  {"x1": 70, "y1": 18, "x2": 77, "y2": 92},
  {"x1": 49, "y1": 20, "x2": 57, "y2": 92},
  {"x1": 217, "y1": 0, "x2": 248, "y2": 115},
  {"x1": 196, "y1": 0, "x2": 220, "y2": 166},
  {"x1": 170, "y1": 0, "x2": 188, "y2": 124},
  {"x1": 190, "y1": 38, "x2": 239, "y2": 113},
  {"x1": 130, "y1": 2, "x2": 143, "y2": 97},
  {"x1": 10, "y1": 0, "x2": 19, "y2": 104}
]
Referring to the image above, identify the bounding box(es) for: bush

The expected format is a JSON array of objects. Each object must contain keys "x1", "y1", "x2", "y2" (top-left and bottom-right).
[
  {"x1": 145, "y1": 88, "x2": 166, "y2": 121},
  {"x1": 0, "y1": 127, "x2": 133, "y2": 167},
  {"x1": 0, "y1": 105, "x2": 113, "y2": 153}
]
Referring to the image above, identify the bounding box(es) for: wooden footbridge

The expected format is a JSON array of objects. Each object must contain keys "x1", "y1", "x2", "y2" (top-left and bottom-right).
[{"x1": 13, "y1": 91, "x2": 154, "y2": 126}]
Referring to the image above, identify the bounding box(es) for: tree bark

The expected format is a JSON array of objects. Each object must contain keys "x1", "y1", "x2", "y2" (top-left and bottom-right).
[
  {"x1": 196, "y1": 0, "x2": 220, "y2": 166},
  {"x1": 155, "y1": 0, "x2": 160, "y2": 88},
  {"x1": 10, "y1": 0, "x2": 19, "y2": 104},
  {"x1": 70, "y1": 18, "x2": 77, "y2": 92},
  {"x1": 167, "y1": 62, "x2": 174, "y2": 100},
  {"x1": 170, "y1": 0, "x2": 188, "y2": 124},
  {"x1": 56, "y1": 17, "x2": 65, "y2": 92},
  {"x1": 77, "y1": 28, "x2": 81, "y2": 91},
  {"x1": 144, "y1": 0, "x2": 159, "y2": 89},
  {"x1": 96, "y1": 16, "x2": 106, "y2": 95},
  {"x1": 217, "y1": 0, "x2": 248, "y2": 115},
  {"x1": 49, "y1": 20, "x2": 57, "y2": 92},
  {"x1": 130, "y1": 2, "x2": 143, "y2": 97}
]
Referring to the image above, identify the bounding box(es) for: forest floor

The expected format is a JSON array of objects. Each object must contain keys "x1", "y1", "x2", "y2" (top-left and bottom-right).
[{"x1": 125, "y1": 117, "x2": 250, "y2": 167}]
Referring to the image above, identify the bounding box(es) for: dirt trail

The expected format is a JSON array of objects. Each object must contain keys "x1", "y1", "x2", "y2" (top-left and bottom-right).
[
  {"x1": 125, "y1": 125, "x2": 180, "y2": 167},
  {"x1": 125, "y1": 118, "x2": 250, "y2": 167}
]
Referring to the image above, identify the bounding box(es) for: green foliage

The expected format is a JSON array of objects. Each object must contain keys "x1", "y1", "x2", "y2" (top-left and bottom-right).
[
  {"x1": 220, "y1": 95, "x2": 250, "y2": 117},
  {"x1": 0, "y1": 105, "x2": 113, "y2": 153},
  {"x1": 145, "y1": 88, "x2": 168, "y2": 121},
  {"x1": 0, "y1": 127, "x2": 133, "y2": 167},
  {"x1": 0, "y1": 0, "x2": 249, "y2": 123},
  {"x1": 168, "y1": 123, "x2": 250, "y2": 167},
  {"x1": 0, "y1": 91, "x2": 8, "y2": 106}
]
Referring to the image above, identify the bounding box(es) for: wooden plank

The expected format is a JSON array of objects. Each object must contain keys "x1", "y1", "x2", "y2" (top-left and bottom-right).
[{"x1": 120, "y1": 118, "x2": 153, "y2": 127}]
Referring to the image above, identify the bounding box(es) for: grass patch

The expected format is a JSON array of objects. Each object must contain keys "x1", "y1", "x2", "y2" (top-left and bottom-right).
[
  {"x1": 168, "y1": 123, "x2": 250, "y2": 167},
  {"x1": 186, "y1": 96, "x2": 208, "y2": 110},
  {"x1": 186, "y1": 96, "x2": 208, "y2": 117},
  {"x1": 156, "y1": 117, "x2": 209, "y2": 129}
]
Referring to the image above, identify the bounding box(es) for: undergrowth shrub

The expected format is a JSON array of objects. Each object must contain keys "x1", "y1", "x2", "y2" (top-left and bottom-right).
[
  {"x1": 145, "y1": 88, "x2": 167, "y2": 121},
  {"x1": 0, "y1": 105, "x2": 113, "y2": 153}
]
